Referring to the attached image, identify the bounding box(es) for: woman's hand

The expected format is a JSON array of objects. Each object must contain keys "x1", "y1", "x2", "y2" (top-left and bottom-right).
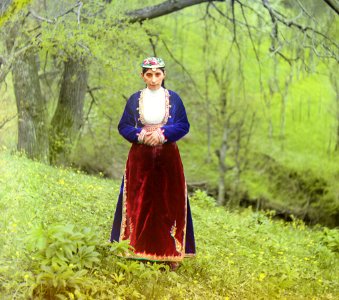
[{"x1": 143, "y1": 131, "x2": 162, "y2": 146}]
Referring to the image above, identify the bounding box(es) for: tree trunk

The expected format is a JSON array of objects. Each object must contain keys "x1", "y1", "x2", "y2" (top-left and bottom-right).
[
  {"x1": 203, "y1": 18, "x2": 212, "y2": 163},
  {"x1": 217, "y1": 122, "x2": 228, "y2": 206},
  {"x1": 205, "y1": 76, "x2": 212, "y2": 163},
  {"x1": 10, "y1": 48, "x2": 49, "y2": 162},
  {"x1": 333, "y1": 75, "x2": 339, "y2": 152},
  {"x1": 49, "y1": 58, "x2": 88, "y2": 165},
  {"x1": 212, "y1": 64, "x2": 230, "y2": 206},
  {"x1": 279, "y1": 72, "x2": 293, "y2": 151}
]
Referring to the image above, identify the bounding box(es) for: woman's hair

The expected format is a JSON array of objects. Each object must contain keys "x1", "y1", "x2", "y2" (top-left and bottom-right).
[{"x1": 142, "y1": 67, "x2": 166, "y2": 88}]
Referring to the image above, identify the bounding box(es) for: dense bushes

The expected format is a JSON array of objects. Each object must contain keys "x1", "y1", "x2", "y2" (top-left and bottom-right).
[{"x1": 243, "y1": 153, "x2": 339, "y2": 227}]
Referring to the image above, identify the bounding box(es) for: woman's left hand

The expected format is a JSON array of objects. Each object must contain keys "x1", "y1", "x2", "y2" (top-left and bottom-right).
[{"x1": 144, "y1": 131, "x2": 162, "y2": 146}]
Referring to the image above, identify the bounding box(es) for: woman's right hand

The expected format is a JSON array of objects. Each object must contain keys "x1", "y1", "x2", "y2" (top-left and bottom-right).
[{"x1": 143, "y1": 131, "x2": 162, "y2": 146}]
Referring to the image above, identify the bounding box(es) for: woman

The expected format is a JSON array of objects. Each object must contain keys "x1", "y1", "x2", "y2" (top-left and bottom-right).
[{"x1": 110, "y1": 57, "x2": 195, "y2": 269}]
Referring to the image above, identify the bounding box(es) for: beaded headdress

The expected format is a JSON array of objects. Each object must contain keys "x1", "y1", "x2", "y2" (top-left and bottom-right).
[{"x1": 141, "y1": 57, "x2": 165, "y2": 71}]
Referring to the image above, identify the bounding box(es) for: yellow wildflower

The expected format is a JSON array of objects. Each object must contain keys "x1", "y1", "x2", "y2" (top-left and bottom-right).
[{"x1": 258, "y1": 273, "x2": 266, "y2": 281}]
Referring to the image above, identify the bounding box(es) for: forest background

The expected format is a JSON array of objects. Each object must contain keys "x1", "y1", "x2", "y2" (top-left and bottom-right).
[
  {"x1": 0, "y1": 0, "x2": 339, "y2": 299},
  {"x1": 1, "y1": 0, "x2": 338, "y2": 226}
]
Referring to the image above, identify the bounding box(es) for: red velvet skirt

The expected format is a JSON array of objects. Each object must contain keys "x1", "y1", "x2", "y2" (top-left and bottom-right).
[{"x1": 119, "y1": 142, "x2": 188, "y2": 261}]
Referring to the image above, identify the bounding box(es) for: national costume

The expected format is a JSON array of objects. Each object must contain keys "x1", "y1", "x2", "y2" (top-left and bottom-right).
[{"x1": 110, "y1": 81, "x2": 196, "y2": 262}]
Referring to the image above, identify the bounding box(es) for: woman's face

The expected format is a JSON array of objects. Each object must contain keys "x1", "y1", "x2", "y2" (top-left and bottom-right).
[{"x1": 141, "y1": 68, "x2": 166, "y2": 90}]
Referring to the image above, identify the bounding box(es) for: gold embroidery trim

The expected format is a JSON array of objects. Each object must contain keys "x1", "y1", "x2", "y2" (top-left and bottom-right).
[
  {"x1": 170, "y1": 221, "x2": 177, "y2": 237},
  {"x1": 143, "y1": 124, "x2": 162, "y2": 132},
  {"x1": 138, "y1": 89, "x2": 146, "y2": 124},
  {"x1": 138, "y1": 89, "x2": 171, "y2": 126},
  {"x1": 170, "y1": 220, "x2": 183, "y2": 254},
  {"x1": 184, "y1": 181, "x2": 188, "y2": 255},
  {"x1": 119, "y1": 172, "x2": 128, "y2": 241},
  {"x1": 163, "y1": 89, "x2": 171, "y2": 124},
  {"x1": 117, "y1": 251, "x2": 185, "y2": 262}
]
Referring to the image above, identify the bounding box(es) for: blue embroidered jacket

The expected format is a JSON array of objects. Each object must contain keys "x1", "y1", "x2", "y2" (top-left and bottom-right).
[{"x1": 118, "y1": 89, "x2": 190, "y2": 143}]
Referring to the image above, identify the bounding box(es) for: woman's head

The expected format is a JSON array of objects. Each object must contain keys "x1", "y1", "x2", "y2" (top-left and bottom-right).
[{"x1": 140, "y1": 57, "x2": 166, "y2": 90}]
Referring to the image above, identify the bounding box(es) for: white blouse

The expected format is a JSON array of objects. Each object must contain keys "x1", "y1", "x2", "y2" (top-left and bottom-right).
[{"x1": 142, "y1": 87, "x2": 166, "y2": 125}]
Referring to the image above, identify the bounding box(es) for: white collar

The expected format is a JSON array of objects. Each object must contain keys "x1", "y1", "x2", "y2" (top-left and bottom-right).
[{"x1": 145, "y1": 87, "x2": 164, "y2": 94}]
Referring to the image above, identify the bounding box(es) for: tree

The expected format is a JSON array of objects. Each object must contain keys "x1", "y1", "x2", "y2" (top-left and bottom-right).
[
  {"x1": 4, "y1": 15, "x2": 49, "y2": 162},
  {"x1": 10, "y1": 47, "x2": 49, "y2": 162},
  {"x1": 49, "y1": 58, "x2": 88, "y2": 165},
  {"x1": 329, "y1": 66, "x2": 339, "y2": 152}
]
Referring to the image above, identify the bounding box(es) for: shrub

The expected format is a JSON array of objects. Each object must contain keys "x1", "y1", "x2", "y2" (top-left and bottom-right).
[{"x1": 25, "y1": 224, "x2": 100, "y2": 298}]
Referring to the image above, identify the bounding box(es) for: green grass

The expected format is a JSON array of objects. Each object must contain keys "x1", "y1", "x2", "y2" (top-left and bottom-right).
[{"x1": 0, "y1": 150, "x2": 338, "y2": 299}]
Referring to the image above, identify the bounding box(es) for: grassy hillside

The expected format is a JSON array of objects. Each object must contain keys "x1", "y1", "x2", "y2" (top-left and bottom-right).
[{"x1": 0, "y1": 151, "x2": 338, "y2": 299}]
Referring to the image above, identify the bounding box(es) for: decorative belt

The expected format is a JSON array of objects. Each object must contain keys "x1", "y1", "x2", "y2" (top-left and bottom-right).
[{"x1": 143, "y1": 124, "x2": 163, "y2": 132}]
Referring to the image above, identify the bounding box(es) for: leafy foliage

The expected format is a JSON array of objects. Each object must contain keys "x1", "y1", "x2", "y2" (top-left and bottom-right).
[
  {"x1": 23, "y1": 223, "x2": 101, "y2": 298},
  {"x1": 26, "y1": 224, "x2": 100, "y2": 269},
  {"x1": 0, "y1": 151, "x2": 338, "y2": 299}
]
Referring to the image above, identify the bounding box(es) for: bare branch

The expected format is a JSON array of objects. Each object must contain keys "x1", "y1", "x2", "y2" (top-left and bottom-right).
[
  {"x1": 262, "y1": 0, "x2": 338, "y2": 61},
  {"x1": 238, "y1": 2, "x2": 267, "y2": 102},
  {"x1": 55, "y1": 2, "x2": 82, "y2": 19},
  {"x1": 161, "y1": 38, "x2": 204, "y2": 100},
  {"x1": 77, "y1": 1, "x2": 83, "y2": 25},
  {"x1": 144, "y1": 29, "x2": 159, "y2": 57},
  {"x1": 0, "y1": 114, "x2": 16, "y2": 130},
  {"x1": 296, "y1": 0, "x2": 316, "y2": 22},
  {"x1": 28, "y1": 2, "x2": 82, "y2": 24},
  {"x1": 235, "y1": 0, "x2": 267, "y2": 23},
  {"x1": 210, "y1": 1, "x2": 262, "y2": 30},
  {"x1": 126, "y1": 0, "x2": 225, "y2": 23},
  {"x1": 263, "y1": 0, "x2": 337, "y2": 45},
  {"x1": 322, "y1": 0, "x2": 339, "y2": 15},
  {"x1": 276, "y1": 51, "x2": 293, "y2": 66},
  {"x1": 0, "y1": 43, "x2": 34, "y2": 84},
  {"x1": 84, "y1": 84, "x2": 97, "y2": 124},
  {"x1": 0, "y1": 0, "x2": 12, "y2": 15},
  {"x1": 231, "y1": 0, "x2": 237, "y2": 42},
  {"x1": 29, "y1": 9, "x2": 54, "y2": 23},
  {"x1": 262, "y1": 0, "x2": 279, "y2": 52}
]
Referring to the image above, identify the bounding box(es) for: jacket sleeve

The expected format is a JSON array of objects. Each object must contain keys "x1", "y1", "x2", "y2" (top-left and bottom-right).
[
  {"x1": 118, "y1": 96, "x2": 143, "y2": 143},
  {"x1": 161, "y1": 94, "x2": 190, "y2": 143}
]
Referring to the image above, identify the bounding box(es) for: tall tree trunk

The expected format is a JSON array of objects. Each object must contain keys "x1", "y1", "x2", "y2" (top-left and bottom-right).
[
  {"x1": 217, "y1": 123, "x2": 228, "y2": 206},
  {"x1": 331, "y1": 72, "x2": 339, "y2": 152},
  {"x1": 279, "y1": 72, "x2": 293, "y2": 151},
  {"x1": 205, "y1": 74, "x2": 212, "y2": 163},
  {"x1": 9, "y1": 47, "x2": 49, "y2": 162},
  {"x1": 203, "y1": 18, "x2": 211, "y2": 163},
  {"x1": 213, "y1": 64, "x2": 230, "y2": 206},
  {"x1": 49, "y1": 58, "x2": 88, "y2": 165}
]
